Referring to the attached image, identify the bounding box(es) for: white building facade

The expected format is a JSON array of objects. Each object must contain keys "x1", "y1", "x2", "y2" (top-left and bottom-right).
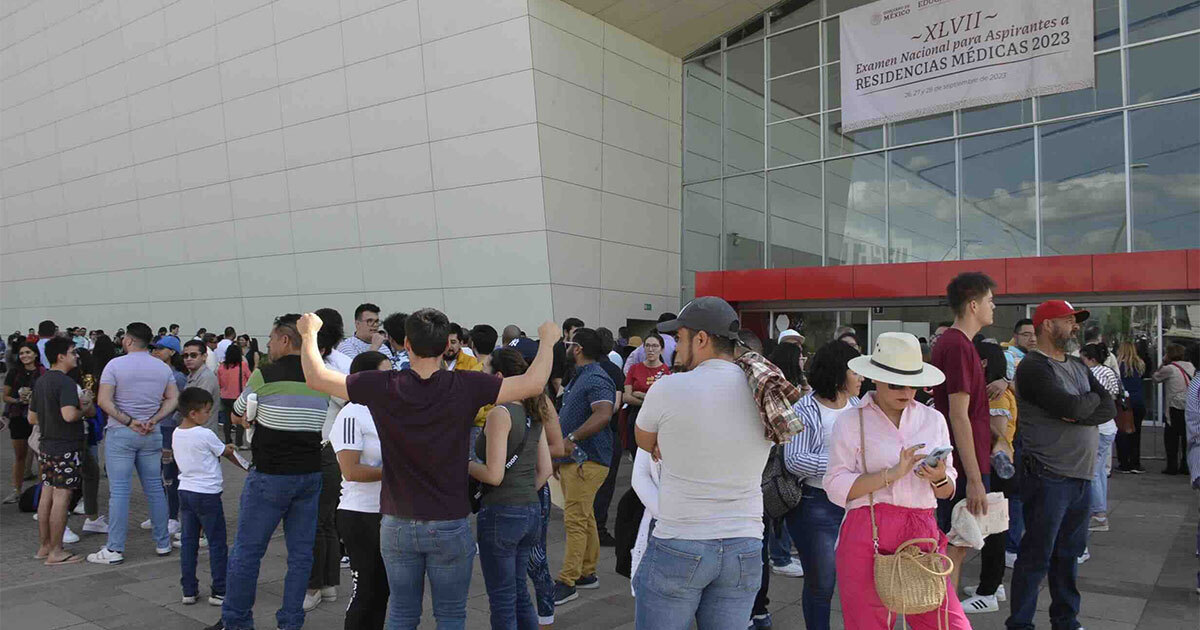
[{"x1": 0, "y1": 0, "x2": 731, "y2": 335}]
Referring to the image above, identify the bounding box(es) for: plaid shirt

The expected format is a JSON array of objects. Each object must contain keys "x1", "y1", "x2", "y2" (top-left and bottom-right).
[{"x1": 734, "y1": 352, "x2": 803, "y2": 445}]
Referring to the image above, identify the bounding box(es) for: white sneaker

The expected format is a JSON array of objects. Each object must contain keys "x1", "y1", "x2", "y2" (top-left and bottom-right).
[
  {"x1": 140, "y1": 518, "x2": 152, "y2": 530},
  {"x1": 156, "y1": 545, "x2": 172, "y2": 556},
  {"x1": 302, "y1": 590, "x2": 323, "y2": 611},
  {"x1": 1005, "y1": 551, "x2": 1017, "y2": 568},
  {"x1": 1088, "y1": 516, "x2": 1110, "y2": 532},
  {"x1": 770, "y1": 559, "x2": 805, "y2": 578},
  {"x1": 320, "y1": 586, "x2": 337, "y2": 601},
  {"x1": 340, "y1": 555, "x2": 351, "y2": 569},
  {"x1": 964, "y1": 584, "x2": 1006, "y2": 601},
  {"x1": 87, "y1": 547, "x2": 124, "y2": 565},
  {"x1": 182, "y1": 595, "x2": 198, "y2": 605},
  {"x1": 83, "y1": 516, "x2": 109, "y2": 534},
  {"x1": 72, "y1": 502, "x2": 86, "y2": 515},
  {"x1": 168, "y1": 519, "x2": 181, "y2": 535},
  {"x1": 961, "y1": 593, "x2": 999, "y2": 613},
  {"x1": 63, "y1": 527, "x2": 79, "y2": 544},
  {"x1": 172, "y1": 537, "x2": 209, "y2": 549},
  {"x1": 1077, "y1": 548, "x2": 1090, "y2": 564},
  {"x1": 209, "y1": 594, "x2": 224, "y2": 606}
]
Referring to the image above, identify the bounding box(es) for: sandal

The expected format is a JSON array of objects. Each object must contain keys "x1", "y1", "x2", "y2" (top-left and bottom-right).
[{"x1": 45, "y1": 552, "x2": 84, "y2": 566}]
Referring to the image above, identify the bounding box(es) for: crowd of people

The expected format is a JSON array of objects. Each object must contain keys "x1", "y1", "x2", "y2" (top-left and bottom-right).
[{"x1": 1, "y1": 279, "x2": 1198, "y2": 630}]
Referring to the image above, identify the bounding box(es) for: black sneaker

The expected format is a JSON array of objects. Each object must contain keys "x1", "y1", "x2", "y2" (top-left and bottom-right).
[
  {"x1": 203, "y1": 621, "x2": 225, "y2": 630},
  {"x1": 597, "y1": 531, "x2": 616, "y2": 547},
  {"x1": 553, "y1": 581, "x2": 578, "y2": 605},
  {"x1": 576, "y1": 574, "x2": 599, "y2": 589}
]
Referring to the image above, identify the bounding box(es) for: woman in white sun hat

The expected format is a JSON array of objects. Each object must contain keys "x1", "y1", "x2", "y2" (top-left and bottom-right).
[{"x1": 823, "y1": 332, "x2": 971, "y2": 629}]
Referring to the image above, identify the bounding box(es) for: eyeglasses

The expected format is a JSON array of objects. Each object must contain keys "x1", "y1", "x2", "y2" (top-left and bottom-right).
[
  {"x1": 884, "y1": 383, "x2": 918, "y2": 391},
  {"x1": 182, "y1": 352, "x2": 202, "y2": 359}
]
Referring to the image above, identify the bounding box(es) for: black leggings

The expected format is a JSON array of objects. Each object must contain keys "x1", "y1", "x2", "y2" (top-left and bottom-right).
[
  {"x1": 1165, "y1": 406, "x2": 1188, "y2": 472},
  {"x1": 337, "y1": 510, "x2": 388, "y2": 630}
]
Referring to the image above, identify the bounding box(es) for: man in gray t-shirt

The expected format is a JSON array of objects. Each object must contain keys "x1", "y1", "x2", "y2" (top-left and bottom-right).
[
  {"x1": 1007, "y1": 301, "x2": 1115, "y2": 630},
  {"x1": 30, "y1": 336, "x2": 85, "y2": 565},
  {"x1": 88, "y1": 323, "x2": 179, "y2": 566},
  {"x1": 182, "y1": 340, "x2": 222, "y2": 435}
]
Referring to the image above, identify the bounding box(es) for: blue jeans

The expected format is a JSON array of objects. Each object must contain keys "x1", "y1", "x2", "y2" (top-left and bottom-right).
[
  {"x1": 767, "y1": 517, "x2": 793, "y2": 566},
  {"x1": 222, "y1": 470, "x2": 322, "y2": 630},
  {"x1": 104, "y1": 425, "x2": 170, "y2": 552},
  {"x1": 179, "y1": 490, "x2": 228, "y2": 598},
  {"x1": 1090, "y1": 432, "x2": 1115, "y2": 515},
  {"x1": 1006, "y1": 457, "x2": 1090, "y2": 630},
  {"x1": 633, "y1": 536, "x2": 762, "y2": 630},
  {"x1": 162, "y1": 425, "x2": 179, "y2": 520},
  {"x1": 1007, "y1": 497, "x2": 1025, "y2": 554},
  {"x1": 478, "y1": 503, "x2": 541, "y2": 630},
  {"x1": 785, "y1": 486, "x2": 844, "y2": 630},
  {"x1": 527, "y1": 484, "x2": 555, "y2": 625},
  {"x1": 380, "y1": 515, "x2": 476, "y2": 630}
]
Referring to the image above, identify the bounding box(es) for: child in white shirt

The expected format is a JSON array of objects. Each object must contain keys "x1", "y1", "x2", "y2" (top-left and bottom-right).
[{"x1": 173, "y1": 387, "x2": 244, "y2": 606}]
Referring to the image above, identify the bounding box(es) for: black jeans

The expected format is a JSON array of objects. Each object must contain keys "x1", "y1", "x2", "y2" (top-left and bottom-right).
[
  {"x1": 220, "y1": 399, "x2": 244, "y2": 447},
  {"x1": 752, "y1": 517, "x2": 771, "y2": 617},
  {"x1": 81, "y1": 443, "x2": 100, "y2": 516},
  {"x1": 593, "y1": 423, "x2": 621, "y2": 535},
  {"x1": 977, "y1": 475, "x2": 1009, "y2": 596},
  {"x1": 336, "y1": 510, "x2": 388, "y2": 630},
  {"x1": 308, "y1": 444, "x2": 341, "y2": 590},
  {"x1": 1114, "y1": 400, "x2": 1145, "y2": 470},
  {"x1": 1165, "y1": 406, "x2": 1188, "y2": 472}
]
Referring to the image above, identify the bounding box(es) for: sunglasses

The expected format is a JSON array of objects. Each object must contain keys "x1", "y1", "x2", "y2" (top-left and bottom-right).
[
  {"x1": 884, "y1": 383, "x2": 918, "y2": 391},
  {"x1": 182, "y1": 352, "x2": 202, "y2": 359}
]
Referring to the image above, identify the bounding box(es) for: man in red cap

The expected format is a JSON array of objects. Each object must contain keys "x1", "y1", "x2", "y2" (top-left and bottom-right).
[{"x1": 1006, "y1": 300, "x2": 1116, "y2": 630}]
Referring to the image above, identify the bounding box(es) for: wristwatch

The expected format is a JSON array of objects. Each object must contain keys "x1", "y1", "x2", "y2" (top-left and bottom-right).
[{"x1": 566, "y1": 432, "x2": 577, "y2": 443}]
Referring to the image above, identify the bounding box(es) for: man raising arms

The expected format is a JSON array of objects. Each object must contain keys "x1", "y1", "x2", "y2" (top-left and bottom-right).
[{"x1": 296, "y1": 309, "x2": 559, "y2": 628}]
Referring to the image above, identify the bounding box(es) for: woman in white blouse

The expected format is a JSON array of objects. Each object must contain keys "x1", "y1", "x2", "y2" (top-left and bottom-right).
[
  {"x1": 782, "y1": 339, "x2": 863, "y2": 630},
  {"x1": 823, "y1": 332, "x2": 971, "y2": 630}
]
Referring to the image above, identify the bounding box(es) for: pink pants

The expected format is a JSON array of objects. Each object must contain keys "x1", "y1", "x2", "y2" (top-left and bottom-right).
[{"x1": 836, "y1": 503, "x2": 971, "y2": 630}]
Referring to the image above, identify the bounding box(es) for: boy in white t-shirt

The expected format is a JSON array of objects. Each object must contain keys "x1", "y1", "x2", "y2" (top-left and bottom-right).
[
  {"x1": 173, "y1": 387, "x2": 245, "y2": 606},
  {"x1": 329, "y1": 350, "x2": 388, "y2": 630}
]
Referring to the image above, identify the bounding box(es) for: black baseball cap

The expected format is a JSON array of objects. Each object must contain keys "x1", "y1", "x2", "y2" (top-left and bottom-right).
[{"x1": 657, "y1": 296, "x2": 741, "y2": 340}]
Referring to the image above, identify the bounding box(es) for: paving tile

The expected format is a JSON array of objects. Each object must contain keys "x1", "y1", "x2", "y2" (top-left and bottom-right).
[{"x1": 1, "y1": 601, "x2": 87, "y2": 630}]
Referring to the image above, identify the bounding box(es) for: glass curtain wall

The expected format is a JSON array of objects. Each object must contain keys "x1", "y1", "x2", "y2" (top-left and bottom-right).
[{"x1": 681, "y1": 0, "x2": 1200, "y2": 301}]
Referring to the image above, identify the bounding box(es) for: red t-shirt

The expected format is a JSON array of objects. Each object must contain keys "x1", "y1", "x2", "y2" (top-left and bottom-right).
[
  {"x1": 625, "y1": 362, "x2": 671, "y2": 394},
  {"x1": 346, "y1": 368, "x2": 501, "y2": 520},
  {"x1": 930, "y1": 327, "x2": 991, "y2": 477}
]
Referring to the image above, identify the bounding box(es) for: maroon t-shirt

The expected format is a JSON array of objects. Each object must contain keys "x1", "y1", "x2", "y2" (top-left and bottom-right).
[
  {"x1": 346, "y1": 368, "x2": 501, "y2": 520},
  {"x1": 930, "y1": 327, "x2": 991, "y2": 477}
]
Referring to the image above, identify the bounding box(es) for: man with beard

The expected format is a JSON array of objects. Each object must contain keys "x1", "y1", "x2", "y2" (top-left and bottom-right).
[
  {"x1": 1006, "y1": 300, "x2": 1115, "y2": 630},
  {"x1": 442, "y1": 324, "x2": 480, "y2": 372}
]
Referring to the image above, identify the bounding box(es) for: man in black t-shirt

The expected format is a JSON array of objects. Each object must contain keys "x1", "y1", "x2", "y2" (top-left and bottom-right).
[
  {"x1": 30, "y1": 336, "x2": 86, "y2": 565},
  {"x1": 553, "y1": 317, "x2": 584, "y2": 400},
  {"x1": 592, "y1": 327, "x2": 626, "y2": 546},
  {"x1": 296, "y1": 308, "x2": 560, "y2": 627}
]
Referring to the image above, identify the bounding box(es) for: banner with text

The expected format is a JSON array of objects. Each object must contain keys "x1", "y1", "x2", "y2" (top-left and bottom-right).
[{"x1": 840, "y1": 0, "x2": 1094, "y2": 131}]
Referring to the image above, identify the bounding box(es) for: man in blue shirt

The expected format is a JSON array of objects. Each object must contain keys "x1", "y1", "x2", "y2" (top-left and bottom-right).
[{"x1": 554, "y1": 328, "x2": 615, "y2": 606}]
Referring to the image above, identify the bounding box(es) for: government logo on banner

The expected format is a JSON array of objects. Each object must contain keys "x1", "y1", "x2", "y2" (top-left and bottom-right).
[{"x1": 839, "y1": 0, "x2": 1095, "y2": 131}]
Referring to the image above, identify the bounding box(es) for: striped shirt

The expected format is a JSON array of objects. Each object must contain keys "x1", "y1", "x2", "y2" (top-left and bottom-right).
[
  {"x1": 233, "y1": 355, "x2": 329, "y2": 475},
  {"x1": 335, "y1": 336, "x2": 409, "y2": 370},
  {"x1": 783, "y1": 393, "x2": 860, "y2": 487}
]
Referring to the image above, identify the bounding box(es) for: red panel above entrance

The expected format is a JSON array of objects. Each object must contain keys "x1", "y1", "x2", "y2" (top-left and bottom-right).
[
  {"x1": 699, "y1": 250, "x2": 1198, "y2": 303},
  {"x1": 1092, "y1": 250, "x2": 1190, "y2": 293}
]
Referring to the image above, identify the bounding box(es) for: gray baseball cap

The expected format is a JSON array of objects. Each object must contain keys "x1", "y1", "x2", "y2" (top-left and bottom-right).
[{"x1": 657, "y1": 296, "x2": 741, "y2": 340}]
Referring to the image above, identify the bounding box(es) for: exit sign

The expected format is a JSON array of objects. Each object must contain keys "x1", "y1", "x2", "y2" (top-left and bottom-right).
[{"x1": 644, "y1": 303, "x2": 652, "y2": 310}]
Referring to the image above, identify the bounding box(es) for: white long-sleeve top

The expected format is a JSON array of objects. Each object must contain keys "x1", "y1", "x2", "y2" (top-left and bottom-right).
[{"x1": 629, "y1": 448, "x2": 661, "y2": 596}]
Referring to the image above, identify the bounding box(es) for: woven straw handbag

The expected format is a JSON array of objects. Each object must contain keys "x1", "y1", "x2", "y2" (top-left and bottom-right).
[{"x1": 857, "y1": 409, "x2": 954, "y2": 619}]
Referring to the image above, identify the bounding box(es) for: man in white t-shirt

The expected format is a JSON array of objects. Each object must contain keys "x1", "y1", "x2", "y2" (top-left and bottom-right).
[
  {"x1": 633, "y1": 297, "x2": 772, "y2": 629},
  {"x1": 214, "y1": 327, "x2": 235, "y2": 363}
]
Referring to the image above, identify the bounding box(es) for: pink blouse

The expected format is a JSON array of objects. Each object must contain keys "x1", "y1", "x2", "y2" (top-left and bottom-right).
[{"x1": 822, "y1": 392, "x2": 958, "y2": 511}]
